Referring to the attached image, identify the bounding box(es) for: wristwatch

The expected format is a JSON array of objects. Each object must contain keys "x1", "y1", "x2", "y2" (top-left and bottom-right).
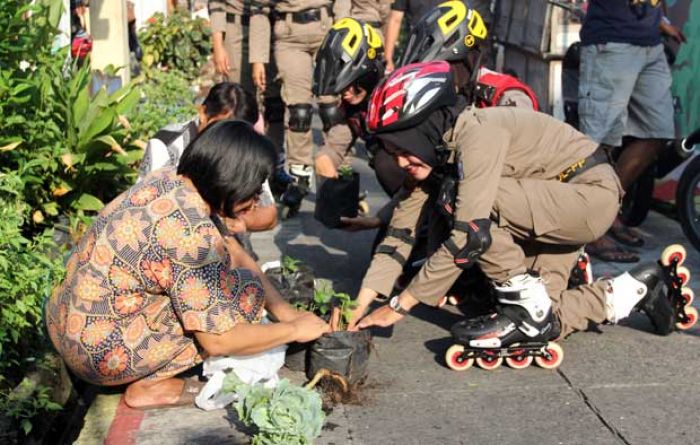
[{"x1": 389, "y1": 295, "x2": 409, "y2": 316}]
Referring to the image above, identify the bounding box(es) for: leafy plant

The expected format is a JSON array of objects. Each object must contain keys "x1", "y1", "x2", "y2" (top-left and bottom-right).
[
  {"x1": 337, "y1": 166, "x2": 354, "y2": 179},
  {"x1": 223, "y1": 373, "x2": 325, "y2": 445},
  {"x1": 127, "y1": 68, "x2": 197, "y2": 141},
  {"x1": 0, "y1": 172, "x2": 65, "y2": 377},
  {"x1": 0, "y1": 0, "x2": 142, "y2": 236},
  {"x1": 139, "y1": 11, "x2": 211, "y2": 80},
  {"x1": 0, "y1": 377, "x2": 62, "y2": 436},
  {"x1": 281, "y1": 256, "x2": 302, "y2": 280},
  {"x1": 307, "y1": 280, "x2": 358, "y2": 331}
]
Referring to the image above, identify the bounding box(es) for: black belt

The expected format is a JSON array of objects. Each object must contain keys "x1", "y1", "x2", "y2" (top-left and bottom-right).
[
  {"x1": 273, "y1": 6, "x2": 330, "y2": 24},
  {"x1": 226, "y1": 12, "x2": 250, "y2": 26},
  {"x1": 368, "y1": 20, "x2": 382, "y2": 29},
  {"x1": 557, "y1": 145, "x2": 612, "y2": 183}
]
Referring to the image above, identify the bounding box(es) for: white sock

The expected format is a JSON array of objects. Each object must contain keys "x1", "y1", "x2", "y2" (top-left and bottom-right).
[{"x1": 604, "y1": 272, "x2": 648, "y2": 323}]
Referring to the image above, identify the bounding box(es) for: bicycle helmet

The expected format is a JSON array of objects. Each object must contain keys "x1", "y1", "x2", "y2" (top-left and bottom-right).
[
  {"x1": 399, "y1": 1, "x2": 488, "y2": 66},
  {"x1": 367, "y1": 61, "x2": 456, "y2": 133},
  {"x1": 313, "y1": 18, "x2": 385, "y2": 96}
]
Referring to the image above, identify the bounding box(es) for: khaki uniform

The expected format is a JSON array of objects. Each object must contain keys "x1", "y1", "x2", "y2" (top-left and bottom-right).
[
  {"x1": 362, "y1": 107, "x2": 623, "y2": 337},
  {"x1": 350, "y1": 0, "x2": 393, "y2": 28},
  {"x1": 250, "y1": 0, "x2": 353, "y2": 168},
  {"x1": 209, "y1": 0, "x2": 254, "y2": 89},
  {"x1": 209, "y1": 0, "x2": 285, "y2": 151}
]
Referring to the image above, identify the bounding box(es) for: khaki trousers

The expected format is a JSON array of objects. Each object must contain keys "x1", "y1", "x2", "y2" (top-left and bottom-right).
[
  {"x1": 480, "y1": 165, "x2": 621, "y2": 337},
  {"x1": 274, "y1": 14, "x2": 353, "y2": 167}
]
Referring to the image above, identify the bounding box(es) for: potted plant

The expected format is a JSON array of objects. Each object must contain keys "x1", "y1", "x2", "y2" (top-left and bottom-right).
[
  {"x1": 314, "y1": 166, "x2": 362, "y2": 228},
  {"x1": 305, "y1": 281, "x2": 371, "y2": 386}
]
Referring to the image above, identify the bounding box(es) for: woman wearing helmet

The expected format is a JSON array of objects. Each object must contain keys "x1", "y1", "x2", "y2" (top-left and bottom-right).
[
  {"x1": 349, "y1": 62, "x2": 675, "y2": 368},
  {"x1": 399, "y1": 0, "x2": 539, "y2": 111},
  {"x1": 313, "y1": 17, "x2": 407, "y2": 231}
]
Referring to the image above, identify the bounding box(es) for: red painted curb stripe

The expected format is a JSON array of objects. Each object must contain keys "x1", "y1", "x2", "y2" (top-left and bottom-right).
[{"x1": 105, "y1": 396, "x2": 145, "y2": 445}]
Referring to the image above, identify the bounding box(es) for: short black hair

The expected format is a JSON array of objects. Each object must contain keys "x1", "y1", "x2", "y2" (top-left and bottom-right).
[
  {"x1": 203, "y1": 82, "x2": 258, "y2": 124},
  {"x1": 177, "y1": 120, "x2": 275, "y2": 217}
]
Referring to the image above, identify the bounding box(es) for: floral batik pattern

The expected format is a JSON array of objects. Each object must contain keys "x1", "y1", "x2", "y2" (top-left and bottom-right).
[{"x1": 45, "y1": 168, "x2": 265, "y2": 385}]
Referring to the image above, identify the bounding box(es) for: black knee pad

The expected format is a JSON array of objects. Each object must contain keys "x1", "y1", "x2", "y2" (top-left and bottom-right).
[
  {"x1": 287, "y1": 104, "x2": 313, "y2": 132},
  {"x1": 264, "y1": 96, "x2": 285, "y2": 123},
  {"x1": 318, "y1": 103, "x2": 345, "y2": 132}
]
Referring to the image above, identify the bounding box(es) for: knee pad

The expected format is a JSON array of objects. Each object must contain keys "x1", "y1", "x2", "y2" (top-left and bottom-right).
[
  {"x1": 264, "y1": 96, "x2": 285, "y2": 123},
  {"x1": 287, "y1": 104, "x2": 313, "y2": 132},
  {"x1": 445, "y1": 219, "x2": 492, "y2": 269},
  {"x1": 318, "y1": 103, "x2": 345, "y2": 132}
]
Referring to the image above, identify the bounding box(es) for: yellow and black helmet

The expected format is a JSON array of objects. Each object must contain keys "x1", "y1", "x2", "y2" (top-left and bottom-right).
[
  {"x1": 313, "y1": 18, "x2": 384, "y2": 96},
  {"x1": 399, "y1": 1, "x2": 487, "y2": 67}
]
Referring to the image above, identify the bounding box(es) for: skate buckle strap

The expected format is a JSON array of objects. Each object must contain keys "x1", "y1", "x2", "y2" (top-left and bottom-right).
[
  {"x1": 557, "y1": 145, "x2": 611, "y2": 183},
  {"x1": 386, "y1": 227, "x2": 415, "y2": 245},
  {"x1": 376, "y1": 244, "x2": 407, "y2": 265}
]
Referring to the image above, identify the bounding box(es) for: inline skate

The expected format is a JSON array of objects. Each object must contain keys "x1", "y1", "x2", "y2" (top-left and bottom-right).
[
  {"x1": 280, "y1": 164, "x2": 312, "y2": 219},
  {"x1": 445, "y1": 274, "x2": 564, "y2": 371}
]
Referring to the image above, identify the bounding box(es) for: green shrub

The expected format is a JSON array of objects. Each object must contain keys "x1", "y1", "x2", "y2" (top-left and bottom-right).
[
  {"x1": 127, "y1": 68, "x2": 198, "y2": 141},
  {"x1": 0, "y1": 0, "x2": 142, "y2": 236},
  {"x1": 0, "y1": 173, "x2": 65, "y2": 381},
  {"x1": 139, "y1": 11, "x2": 211, "y2": 80}
]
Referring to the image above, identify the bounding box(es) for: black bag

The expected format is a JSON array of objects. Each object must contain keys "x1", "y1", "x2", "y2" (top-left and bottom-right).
[
  {"x1": 314, "y1": 173, "x2": 360, "y2": 228},
  {"x1": 284, "y1": 341, "x2": 311, "y2": 372},
  {"x1": 307, "y1": 330, "x2": 371, "y2": 385}
]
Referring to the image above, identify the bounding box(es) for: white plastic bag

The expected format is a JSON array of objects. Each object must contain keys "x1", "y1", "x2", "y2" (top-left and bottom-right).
[{"x1": 195, "y1": 321, "x2": 287, "y2": 411}]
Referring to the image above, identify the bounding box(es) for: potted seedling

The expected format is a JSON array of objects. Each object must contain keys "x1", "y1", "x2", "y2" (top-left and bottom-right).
[
  {"x1": 264, "y1": 256, "x2": 315, "y2": 308},
  {"x1": 305, "y1": 280, "x2": 371, "y2": 387},
  {"x1": 314, "y1": 166, "x2": 365, "y2": 228}
]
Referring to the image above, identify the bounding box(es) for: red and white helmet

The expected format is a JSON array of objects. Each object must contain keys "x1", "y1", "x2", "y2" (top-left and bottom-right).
[{"x1": 367, "y1": 61, "x2": 456, "y2": 133}]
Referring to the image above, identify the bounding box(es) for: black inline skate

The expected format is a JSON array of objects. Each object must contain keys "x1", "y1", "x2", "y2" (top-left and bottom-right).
[
  {"x1": 280, "y1": 164, "x2": 312, "y2": 219},
  {"x1": 629, "y1": 244, "x2": 697, "y2": 333},
  {"x1": 446, "y1": 274, "x2": 564, "y2": 371}
]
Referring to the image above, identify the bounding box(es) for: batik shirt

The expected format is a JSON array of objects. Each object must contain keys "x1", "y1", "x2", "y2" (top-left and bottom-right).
[{"x1": 45, "y1": 168, "x2": 265, "y2": 385}]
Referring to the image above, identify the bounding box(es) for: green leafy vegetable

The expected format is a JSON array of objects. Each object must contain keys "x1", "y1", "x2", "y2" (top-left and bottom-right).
[{"x1": 223, "y1": 373, "x2": 325, "y2": 445}]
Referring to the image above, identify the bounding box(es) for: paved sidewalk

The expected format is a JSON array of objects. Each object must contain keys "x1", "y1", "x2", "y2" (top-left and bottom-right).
[{"x1": 75, "y1": 157, "x2": 700, "y2": 445}]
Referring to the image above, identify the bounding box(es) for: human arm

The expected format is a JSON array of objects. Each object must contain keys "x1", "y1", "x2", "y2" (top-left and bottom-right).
[
  {"x1": 346, "y1": 185, "x2": 428, "y2": 325},
  {"x1": 383, "y1": 9, "x2": 404, "y2": 73},
  {"x1": 660, "y1": 0, "x2": 686, "y2": 44},
  {"x1": 208, "y1": 0, "x2": 231, "y2": 75},
  {"x1": 195, "y1": 311, "x2": 329, "y2": 356},
  {"x1": 250, "y1": 4, "x2": 272, "y2": 89}
]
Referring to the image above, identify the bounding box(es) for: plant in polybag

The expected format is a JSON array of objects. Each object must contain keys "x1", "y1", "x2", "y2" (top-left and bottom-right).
[
  {"x1": 314, "y1": 167, "x2": 361, "y2": 228},
  {"x1": 222, "y1": 373, "x2": 325, "y2": 445}
]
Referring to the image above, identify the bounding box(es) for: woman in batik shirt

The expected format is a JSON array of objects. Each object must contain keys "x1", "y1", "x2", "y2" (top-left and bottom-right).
[{"x1": 45, "y1": 121, "x2": 329, "y2": 409}]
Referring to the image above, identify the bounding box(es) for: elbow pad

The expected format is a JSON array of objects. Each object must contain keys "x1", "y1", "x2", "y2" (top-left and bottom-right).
[{"x1": 445, "y1": 219, "x2": 492, "y2": 269}]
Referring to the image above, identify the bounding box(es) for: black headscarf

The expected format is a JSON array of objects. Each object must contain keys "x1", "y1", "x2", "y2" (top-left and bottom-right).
[{"x1": 376, "y1": 96, "x2": 468, "y2": 167}]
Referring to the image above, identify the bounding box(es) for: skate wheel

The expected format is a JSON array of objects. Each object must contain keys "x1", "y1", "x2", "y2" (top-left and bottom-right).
[
  {"x1": 505, "y1": 354, "x2": 533, "y2": 370},
  {"x1": 676, "y1": 306, "x2": 698, "y2": 331},
  {"x1": 661, "y1": 244, "x2": 687, "y2": 267},
  {"x1": 475, "y1": 355, "x2": 503, "y2": 371},
  {"x1": 676, "y1": 266, "x2": 691, "y2": 286},
  {"x1": 681, "y1": 287, "x2": 695, "y2": 306},
  {"x1": 437, "y1": 296, "x2": 448, "y2": 308},
  {"x1": 445, "y1": 345, "x2": 474, "y2": 371},
  {"x1": 358, "y1": 200, "x2": 370, "y2": 216},
  {"x1": 534, "y1": 342, "x2": 564, "y2": 369}
]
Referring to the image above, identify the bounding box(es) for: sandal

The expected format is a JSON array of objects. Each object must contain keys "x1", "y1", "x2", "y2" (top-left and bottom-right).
[
  {"x1": 585, "y1": 237, "x2": 640, "y2": 263},
  {"x1": 609, "y1": 224, "x2": 645, "y2": 248},
  {"x1": 130, "y1": 378, "x2": 204, "y2": 411}
]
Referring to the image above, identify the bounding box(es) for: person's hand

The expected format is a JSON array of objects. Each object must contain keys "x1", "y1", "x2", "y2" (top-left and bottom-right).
[
  {"x1": 213, "y1": 43, "x2": 230, "y2": 76},
  {"x1": 355, "y1": 304, "x2": 404, "y2": 330},
  {"x1": 661, "y1": 22, "x2": 687, "y2": 44},
  {"x1": 291, "y1": 312, "x2": 331, "y2": 343},
  {"x1": 252, "y1": 63, "x2": 266, "y2": 90},
  {"x1": 339, "y1": 215, "x2": 382, "y2": 232}
]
